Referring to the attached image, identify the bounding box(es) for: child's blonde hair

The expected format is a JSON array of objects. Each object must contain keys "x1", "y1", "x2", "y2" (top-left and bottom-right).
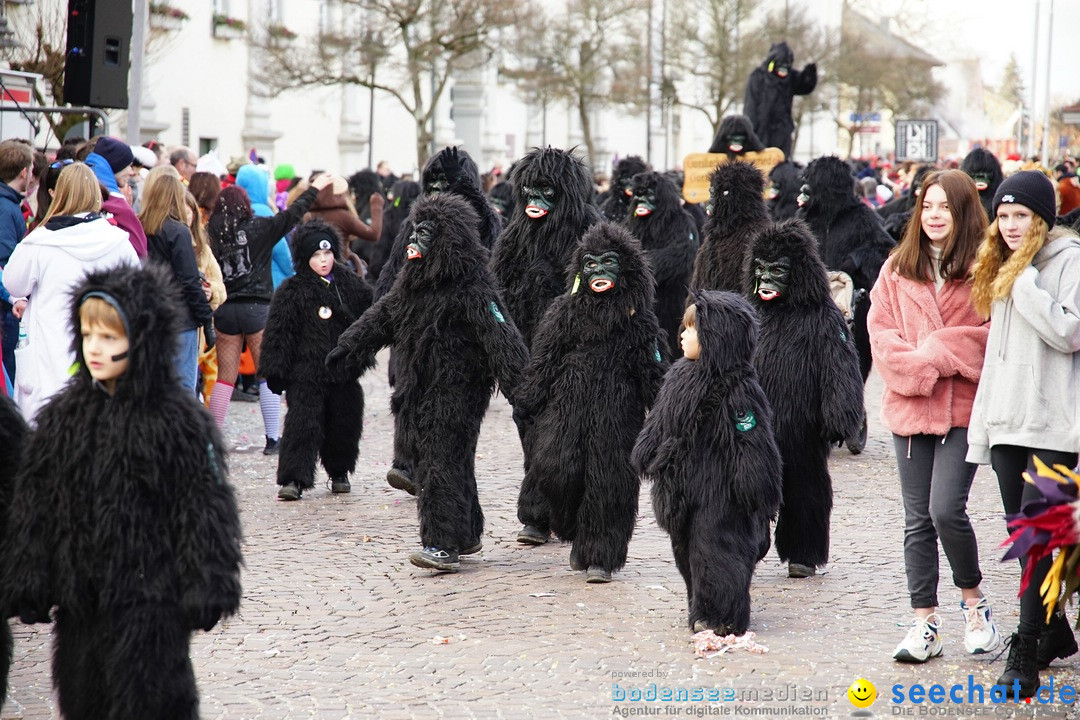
[{"x1": 78, "y1": 297, "x2": 126, "y2": 336}]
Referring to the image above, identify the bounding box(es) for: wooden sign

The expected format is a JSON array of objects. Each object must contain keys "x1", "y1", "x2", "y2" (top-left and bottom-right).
[{"x1": 682, "y1": 148, "x2": 785, "y2": 204}]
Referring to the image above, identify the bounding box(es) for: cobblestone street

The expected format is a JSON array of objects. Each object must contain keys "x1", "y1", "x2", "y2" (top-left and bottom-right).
[{"x1": 4, "y1": 352, "x2": 1080, "y2": 719}]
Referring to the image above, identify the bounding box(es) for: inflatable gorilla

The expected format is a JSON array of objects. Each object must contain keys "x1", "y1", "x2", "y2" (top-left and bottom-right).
[
  {"x1": 691, "y1": 161, "x2": 771, "y2": 295},
  {"x1": 600, "y1": 155, "x2": 651, "y2": 222},
  {"x1": 743, "y1": 42, "x2": 817, "y2": 158},
  {"x1": 745, "y1": 220, "x2": 864, "y2": 578}
]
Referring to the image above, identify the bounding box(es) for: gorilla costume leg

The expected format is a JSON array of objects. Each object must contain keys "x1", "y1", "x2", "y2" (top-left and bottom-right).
[
  {"x1": 670, "y1": 533, "x2": 694, "y2": 617},
  {"x1": 853, "y1": 302, "x2": 872, "y2": 382},
  {"x1": 53, "y1": 612, "x2": 109, "y2": 720},
  {"x1": 416, "y1": 401, "x2": 485, "y2": 552},
  {"x1": 688, "y1": 514, "x2": 759, "y2": 635},
  {"x1": 390, "y1": 391, "x2": 420, "y2": 492},
  {"x1": 774, "y1": 445, "x2": 832, "y2": 568},
  {"x1": 516, "y1": 422, "x2": 553, "y2": 535},
  {"x1": 319, "y1": 382, "x2": 364, "y2": 479},
  {"x1": 276, "y1": 385, "x2": 327, "y2": 491},
  {"x1": 567, "y1": 450, "x2": 638, "y2": 573}
]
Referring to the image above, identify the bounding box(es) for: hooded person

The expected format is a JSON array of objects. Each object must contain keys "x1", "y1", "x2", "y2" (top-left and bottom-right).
[
  {"x1": 326, "y1": 193, "x2": 528, "y2": 574},
  {"x1": 744, "y1": 219, "x2": 864, "y2": 578},
  {"x1": 84, "y1": 135, "x2": 148, "y2": 258},
  {"x1": 742, "y1": 41, "x2": 818, "y2": 158},
  {"x1": 633, "y1": 290, "x2": 782, "y2": 634},
  {"x1": 707, "y1": 114, "x2": 767, "y2": 158},
  {"x1": 598, "y1": 155, "x2": 650, "y2": 222},
  {"x1": 259, "y1": 219, "x2": 374, "y2": 500},
  {"x1": 370, "y1": 179, "x2": 421, "y2": 281},
  {"x1": 0, "y1": 263, "x2": 242, "y2": 720},
  {"x1": 767, "y1": 160, "x2": 804, "y2": 221},
  {"x1": 235, "y1": 164, "x2": 295, "y2": 289},
  {"x1": 691, "y1": 161, "x2": 772, "y2": 295},
  {"x1": 513, "y1": 222, "x2": 667, "y2": 581},
  {"x1": 961, "y1": 148, "x2": 1005, "y2": 219}
]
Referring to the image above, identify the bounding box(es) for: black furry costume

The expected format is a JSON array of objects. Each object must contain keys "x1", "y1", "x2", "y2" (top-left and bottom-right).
[
  {"x1": 375, "y1": 146, "x2": 503, "y2": 300},
  {"x1": 691, "y1": 161, "x2": 771, "y2": 294},
  {"x1": 0, "y1": 264, "x2": 242, "y2": 720},
  {"x1": 960, "y1": 148, "x2": 1004, "y2": 218},
  {"x1": 491, "y1": 146, "x2": 603, "y2": 350},
  {"x1": 767, "y1": 161, "x2": 803, "y2": 221},
  {"x1": 665, "y1": 170, "x2": 708, "y2": 236},
  {"x1": 626, "y1": 171, "x2": 698, "y2": 357},
  {"x1": 743, "y1": 42, "x2": 817, "y2": 158},
  {"x1": 515, "y1": 223, "x2": 666, "y2": 575},
  {"x1": 707, "y1": 115, "x2": 766, "y2": 157},
  {"x1": 633, "y1": 291, "x2": 781, "y2": 633},
  {"x1": 599, "y1": 155, "x2": 650, "y2": 222},
  {"x1": 488, "y1": 180, "x2": 516, "y2": 220},
  {"x1": 745, "y1": 220, "x2": 863, "y2": 570},
  {"x1": 259, "y1": 220, "x2": 374, "y2": 497},
  {"x1": 328, "y1": 194, "x2": 528, "y2": 556},
  {"x1": 796, "y1": 156, "x2": 894, "y2": 381},
  {"x1": 0, "y1": 394, "x2": 27, "y2": 709},
  {"x1": 369, "y1": 180, "x2": 421, "y2": 281}
]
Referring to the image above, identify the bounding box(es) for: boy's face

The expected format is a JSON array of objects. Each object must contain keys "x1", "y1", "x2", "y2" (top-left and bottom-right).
[
  {"x1": 309, "y1": 248, "x2": 335, "y2": 276},
  {"x1": 680, "y1": 325, "x2": 700, "y2": 360},
  {"x1": 81, "y1": 320, "x2": 129, "y2": 388}
]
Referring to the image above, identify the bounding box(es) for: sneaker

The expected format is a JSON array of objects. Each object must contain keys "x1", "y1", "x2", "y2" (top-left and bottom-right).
[
  {"x1": 263, "y1": 436, "x2": 280, "y2": 455},
  {"x1": 516, "y1": 524, "x2": 550, "y2": 545},
  {"x1": 409, "y1": 546, "x2": 459, "y2": 572},
  {"x1": 330, "y1": 475, "x2": 351, "y2": 493},
  {"x1": 461, "y1": 540, "x2": 482, "y2": 555},
  {"x1": 1038, "y1": 610, "x2": 1078, "y2": 669},
  {"x1": 788, "y1": 562, "x2": 816, "y2": 578},
  {"x1": 386, "y1": 467, "x2": 417, "y2": 496},
  {"x1": 893, "y1": 613, "x2": 943, "y2": 663},
  {"x1": 277, "y1": 482, "x2": 302, "y2": 501},
  {"x1": 585, "y1": 566, "x2": 612, "y2": 583},
  {"x1": 961, "y1": 597, "x2": 1000, "y2": 654}
]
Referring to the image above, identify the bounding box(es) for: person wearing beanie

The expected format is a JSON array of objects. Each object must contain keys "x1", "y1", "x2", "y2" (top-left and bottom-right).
[
  {"x1": 84, "y1": 135, "x2": 148, "y2": 258},
  {"x1": 258, "y1": 219, "x2": 373, "y2": 500},
  {"x1": 968, "y1": 169, "x2": 1080, "y2": 697}
]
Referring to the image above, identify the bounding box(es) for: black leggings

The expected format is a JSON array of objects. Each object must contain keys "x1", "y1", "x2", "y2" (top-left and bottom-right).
[{"x1": 993, "y1": 445, "x2": 1080, "y2": 636}]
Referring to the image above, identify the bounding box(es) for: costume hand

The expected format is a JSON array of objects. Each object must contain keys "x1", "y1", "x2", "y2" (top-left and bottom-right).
[
  {"x1": 325, "y1": 345, "x2": 350, "y2": 370},
  {"x1": 203, "y1": 322, "x2": 217, "y2": 350},
  {"x1": 265, "y1": 376, "x2": 285, "y2": 395},
  {"x1": 18, "y1": 602, "x2": 49, "y2": 624},
  {"x1": 511, "y1": 404, "x2": 533, "y2": 429},
  {"x1": 187, "y1": 605, "x2": 221, "y2": 632}
]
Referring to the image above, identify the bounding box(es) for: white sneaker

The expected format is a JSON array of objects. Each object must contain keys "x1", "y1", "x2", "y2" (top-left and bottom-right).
[
  {"x1": 893, "y1": 613, "x2": 944, "y2": 663},
  {"x1": 961, "y1": 597, "x2": 1001, "y2": 654}
]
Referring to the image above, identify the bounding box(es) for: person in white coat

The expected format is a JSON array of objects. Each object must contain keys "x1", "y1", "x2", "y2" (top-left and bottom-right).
[{"x1": 2, "y1": 162, "x2": 139, "y2": 423}]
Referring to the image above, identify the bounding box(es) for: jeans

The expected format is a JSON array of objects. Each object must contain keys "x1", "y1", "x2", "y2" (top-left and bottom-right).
[
  {"x1": 1, "y1": 308, "x2": 16, "y2": 382},
  {"x1": 894, "y1": 428, "x2": 982, "y2": 608},
  {"x1": 174, "y1": 328, "x2": 199, "y2": 394}
]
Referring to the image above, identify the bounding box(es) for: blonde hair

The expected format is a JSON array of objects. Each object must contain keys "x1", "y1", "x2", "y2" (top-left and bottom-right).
[
  {"x1": 183, "y1": 190, "x2": 209, "y2": 260},
  {"x1": 42, "y1": 163, "x2": 102, "y2": 223},
  {"x1": 138, "y1": 165, "x2": 187, "y2": 236},
  {"x1": 970, "y1": 216, "x2": 1048, "y2": 318},
  {"x1": 78, "y1": 297, "x2": 126, "y2": 336}
]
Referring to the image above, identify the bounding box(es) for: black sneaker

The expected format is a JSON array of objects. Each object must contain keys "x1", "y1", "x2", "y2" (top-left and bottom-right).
[
  {"x1": 788, "y1": 562, "x2": 816, "y2": 578},
  {"x1": 263, "y1": 436, "x2": 280, "y2": 455},
  {"x1": 585, "y1": 566, "x2": 612, "y2": 583},
  {"x1": 461, "y1": 540, "x2": 482, "y2": 555},
  {"x1": 386, "y1": 467, "x2": 417, "y2": 496},
  {"x1": 409, "y1": 547, "x2": 459, "y2": 572},
  {"x1": 846, "y1": 416, "x2": 868, "y2": 455},
  {"x1": 277, "y1": 482, "x2": 301, "y2": 501},
  {"x1": 330, "y1": 475, "x2": 351, "y2": 493},
  {"x1": 1038, "y1": 611, "x2": 1078, "y2": 669},
  {"x1": 516, "y1": 524, "x2": 550, "y2": 545}
]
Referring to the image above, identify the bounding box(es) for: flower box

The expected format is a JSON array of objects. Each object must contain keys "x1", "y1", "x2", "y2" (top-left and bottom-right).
[
  {"x1": 213, "y1": 14, "x2": 247, "y2": 40},
  {"x1": 268, "y1": 24, "x2": 298, "y2": 42},
  {"x1": 149, "y1": 2, "x2": 189, "y2": 31}
]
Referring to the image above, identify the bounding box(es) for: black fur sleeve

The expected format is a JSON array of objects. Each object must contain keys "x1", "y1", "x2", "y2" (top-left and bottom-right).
[
  {"x1": 0, "y1": 396, "x2": 28, "y2": 621},
  {"x1": 515, "y1": 295, "x2": 574, "y2": 417},
  {"x1": 719, "y1": 382, "x2": 783, "y2": 517},
  {"x1": 374, "y1": 219, "x2": 411, "y2": 301},
  {"x1": 474, "y1": 292, "x2": 529, "y2": 403},
  {"x1": 259, "y1": 277, "x2": 303, "y2": 384},
  {"x1": 792, "y1": 63, "x2": 818, "y2": 95},
  {"x1": 818, "y1": 307, "x2": 865, "y2": 442},
  {"x1": 171, "y1": 410, "x2": 243, "y2": 632},
  {"x1": 633, "y1": 315, "x2": 668, "y2": 409},
  {"x1": 647, "y1": 230, "x2": 696, "y2": 286},
  {"x1": 330, "y1": 294, "x2": 395, "y2": 376},
  {"x1": 632, "y1": 362, "x2": 695, "y2": 480}
]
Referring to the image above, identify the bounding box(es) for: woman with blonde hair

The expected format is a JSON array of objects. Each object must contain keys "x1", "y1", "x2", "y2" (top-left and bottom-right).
[
  {"x1": 967, "y1": 170, "x2": 1080, "y2": 696},
  {"x1": 1, "y1": 162, "x2": 138, "y2": 422},
  {"x1": 139, "y1": 164, "x2": 214, "y2": 391},
  {"x1": 184, "y1": 190, "x2": 226, "y2": 405}
]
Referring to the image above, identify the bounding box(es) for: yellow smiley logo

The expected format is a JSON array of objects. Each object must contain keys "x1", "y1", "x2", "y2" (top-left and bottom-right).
[{"x1": 847, "y1": 678, "x2": 876, "y2": 709}]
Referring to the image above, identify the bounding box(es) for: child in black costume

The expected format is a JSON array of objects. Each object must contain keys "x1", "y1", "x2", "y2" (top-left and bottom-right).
[
  {"x1": 260, "y1": 219, "x2": 374, "y2": 500},
  {"x1": 327, "y1": 194, "x2": 528, "y2": 573},
  {"x1": 0, "y1": 263, "x2": 243, "y2": 720},
  {"x1": 514, "y1": 222, "x2": 667, "y2": 582},
  {"x1": 633, "y1": 291, "x2": 782, "y2": 634}
]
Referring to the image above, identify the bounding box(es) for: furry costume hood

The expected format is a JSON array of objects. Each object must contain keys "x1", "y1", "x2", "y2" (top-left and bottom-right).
[
  {"x1": 628, "y1": 171, "x2": 689, "y2": 234},
  {"x1": 708, "y1": 114, "x2": 765, "y2": 155},
  {"x1": 568, "y1": 221, "x2": 655, "y2": 312},
  {"x1": 611, "y1": 156, "x2": 650, "y2": 200},
  {"x1": 422, "y1": 146, "x2": 482, "y2": 196},
  {"x1": 706, "y1": 161, "x2": 768, "y2": 226},
  {"x1": 744, "y1": 218, "x2": 832, "y2": 308},
  {"x1": 961, "y1": 148, "x2": 1004, "y2": 205},
  {"x1": 69, "y1": 263, "x2": 184, "y2": 395},
  {"x1": 509, "y1": 147, "x2": 594, "y2": 223},
  {"x1": 691, "y1": 290, "x2": 759, "y2": 374},
  {"x1": 799, "y1": 156, "x2": 860, "y2": 220},
  {"x1": 396, "y1": 193, "x2": 487, "y2": 286},
  {"x1": 767, "y1": 161, "x2": 803, "y2": 221},
  {"x1": 764, "y1": 41, "x2": 795, "y2": 68}
]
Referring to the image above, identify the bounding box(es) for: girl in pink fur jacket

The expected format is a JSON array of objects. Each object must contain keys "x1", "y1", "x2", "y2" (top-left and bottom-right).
[{"x1": 868, "y1": 169, "x2": 999, "y2": 665}]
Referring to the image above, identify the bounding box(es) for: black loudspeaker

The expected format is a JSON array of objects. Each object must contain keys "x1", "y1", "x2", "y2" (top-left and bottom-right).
[{"x1": 64, "y1": 0, "x2": 133, "y2": 109}]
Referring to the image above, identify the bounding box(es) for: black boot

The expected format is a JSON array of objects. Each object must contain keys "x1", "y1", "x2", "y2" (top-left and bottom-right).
[
  {"x1": 1038, "y1": 611, "x2": 1078, "y2": 669},
  {"x1": 997, "y1": 632, "x2": 1039, "y2": 698}
]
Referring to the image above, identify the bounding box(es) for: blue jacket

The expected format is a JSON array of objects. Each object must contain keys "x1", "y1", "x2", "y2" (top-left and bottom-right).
[
  {"x1": 271, "y1": 237, "x2": 294, "y2": 289},
  {"x1": 237, "y1": 165, "x2": 294, "y2": 288},
  {"x1": 0, "y1": 181, "x2": 26, "y2": 267},
  {"x1": 85, "y1": 153, "x2": 120, "y2": 193}
]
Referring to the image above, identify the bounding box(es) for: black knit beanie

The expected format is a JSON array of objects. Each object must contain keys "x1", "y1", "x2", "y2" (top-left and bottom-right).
[
  {"x1": 992, "y1": 170, "x2": 1056, "y2": 229},
  {"x1": 291, "y1": 220, "x2": 341, "y2": 265}
]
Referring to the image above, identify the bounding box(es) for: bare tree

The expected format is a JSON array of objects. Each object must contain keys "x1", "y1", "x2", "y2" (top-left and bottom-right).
[
  {"x1": 254, "y1": 0, "x2": 515, "y2": 166},
  {"x1": 506, "y1": 0, "x2": 649, "y2": 169}
]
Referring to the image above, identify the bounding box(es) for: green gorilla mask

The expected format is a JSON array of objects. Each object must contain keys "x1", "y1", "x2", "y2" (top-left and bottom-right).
[
  {"x1": 753, "y1": 256, "x2": 791, "y2": 302},
  {"x1": 583, "y1": 251, "x2": 620, "y2": 294},
  {"x1": 631, "y1": 185, "x2": 657, "y2": 218},
  {"x1": 406, "y1": 220, "x2": 433, "y2": 261},
  {"x1": 523, "y1": 181, "x2": 556, "y2": 219}
]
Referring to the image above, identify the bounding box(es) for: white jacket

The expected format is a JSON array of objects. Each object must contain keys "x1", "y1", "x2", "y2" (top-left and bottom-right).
[{"x1": 2, "y1": 215, "x2": 139, "y2": 423}]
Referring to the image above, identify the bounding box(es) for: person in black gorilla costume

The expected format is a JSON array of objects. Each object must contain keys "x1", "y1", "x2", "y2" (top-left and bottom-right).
[
  {"x1": 369, "y1": 179, "x2": 421, "y2": 281},
  {"x1": 0, "y1": 263, "x2": 242, "y2": 720},
  {"x1": 707, "y1": 114, "x2": 766, "y2": 157},
  {"x1": 797, "y1": 156, "x2": 894, "y2": 384},
  {"x1": 488, "y1": 178, "x2": 516, "y2": 220},
  {"x1": 515, "y1": 222, "x2": 666, "y2": 582},
  {"x1": 745, "y1": 220, "x2": 864, "y2": 578},
  {"x1": 691, "y1": 161, "x2": 771, "y2": 294},
  {"x1": 743, "y1": 41, "x2": 818, "y2": 158},
  {"x1": 327, "y1": 194, "x2": 528, "y2": 573},
  {"x1": 878, "y1": 165, "x2": 933, "y2": 242},
  {"x1": 960, "y1": 147, "x2": 1004, "y2": 218},
  {"x1": 626, "y1": 171, "x2": 698, "y2": 357},
  {"x1": 599, "y1": 155, "x2": 650, "y2": 222},
  {"x1": 767, "y1": 160, "x2": 803, "y2": 221},
  {"x1": 665, "y1": 169, "x2": 707, "y2": 236},
  {"x1": 260, "y1": 219, "x2": 374, "y2": 500},
  {"x1": 0, "y1": 394, "x2": 27, "y2": 709},
  {"x1": 633, "y1": 290, "x2": 782, "y2": 634}
]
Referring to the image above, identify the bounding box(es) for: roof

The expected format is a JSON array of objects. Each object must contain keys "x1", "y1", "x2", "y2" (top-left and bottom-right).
[{"x1": 841, "y1": 6, "x2": 944, "y2": 66}]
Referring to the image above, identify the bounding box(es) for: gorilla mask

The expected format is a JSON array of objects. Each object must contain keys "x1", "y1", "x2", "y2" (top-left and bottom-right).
[
  {"x1": 583, "y1": 251, "x2": 620, "y2": 294},
  {"x1": 727, "y1": 134, "x2": 747, "y2": 154},
  {"x1": 753, "y1": 256, "x2": 790, "y2": 302},
  {"x1": 768, "y1": 61, "x2": 791, "y2": 79},
  {"x1": 406, "y1": 220, "x2": 433, "y2": 261},
  {"x1": 797, "y1": 183, "x2": 811, "y2": 208},
  {"x1": 632, "y1": 184, "x2": 657, "y2": 217},
  {"x1": 523, "y1": 180, "x2": 556, "y2": 219},
  {"x1": 970, "y1": 173, "x2": 991, "y2": 192}
]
